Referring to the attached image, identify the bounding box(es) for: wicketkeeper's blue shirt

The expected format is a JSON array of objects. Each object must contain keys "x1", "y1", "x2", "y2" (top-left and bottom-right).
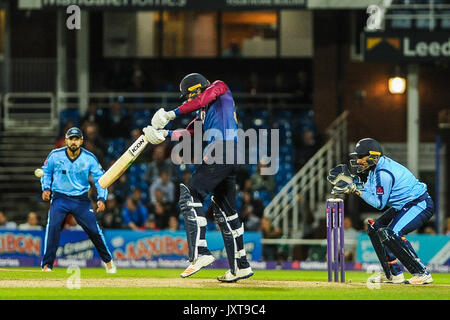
[
  {"x1": 41, "y1": 147, "x2": 108, "y2": 201},
  {"x1": 360, "y1": 156, "x2": 427, "y2": 211}
]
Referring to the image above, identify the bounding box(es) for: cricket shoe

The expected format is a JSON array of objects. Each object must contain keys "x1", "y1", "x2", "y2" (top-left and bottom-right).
[
  {"x1": 368, "y1": 272, "x2": 405, "y2": 284},
  {"x1": 217, "y1": 267, "x2": 254, "y2": 283},
  {"x1": 41, "y1": 264, "x2": 52, "y2": 272},
  {"x1": 405, "y1": 272, "x2": 433, "y2": 285},
  {"x1": 104, "y1": 260, "x2": 117, "y2": 274},
  {"x1": 180, "y1": 255, "x2": 215, "y2": 278}
]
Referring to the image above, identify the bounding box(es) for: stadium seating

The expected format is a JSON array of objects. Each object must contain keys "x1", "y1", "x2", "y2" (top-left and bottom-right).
[
  {"x1": 131, "y1": 109, "x2": 151, "y2": 130},
  {"x1": 59, "y1": 108, "x2": 81, "y2": 129}
]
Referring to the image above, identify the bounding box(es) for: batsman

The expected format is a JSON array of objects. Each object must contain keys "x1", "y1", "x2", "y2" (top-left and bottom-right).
[
  {"x1": 143, "y1": 73, "x2": 253, "y2": 282},
  {"x1": 328, "y1": 138, "x2": 434, "y2": 285}
]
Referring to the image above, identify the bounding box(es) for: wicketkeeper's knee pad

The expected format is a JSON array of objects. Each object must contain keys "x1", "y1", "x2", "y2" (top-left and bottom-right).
[
  {"x1": 377, "y1": 227, "x2": 425, "y2": 275},
  {"x1": 179, "y1": 183, "x2": 207, "y2": 261},
  {"x1": 367, "y1": 221, "x2": 391, "y2": 279}
]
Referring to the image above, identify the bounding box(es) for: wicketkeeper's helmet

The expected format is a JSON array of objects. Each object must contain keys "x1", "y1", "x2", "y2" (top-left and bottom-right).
[{"x1": 349, "y1": 138, "x2": 383, "y2": 172}]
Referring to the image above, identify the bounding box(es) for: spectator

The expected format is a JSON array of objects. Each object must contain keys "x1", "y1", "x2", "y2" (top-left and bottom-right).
[
  {"x1": 167, "y1": 216, "x2": 179, "y2": 231},
  {"x1": 98, "y1": 194, "x2": 122, "y2": 229},
  {"x1": 236, "y1": 166, "x2": 251, "y2": 191},
  {"x1": 174, "y1": 169, "x2": 192, "y2": 202},
  {"x1": 223, "y1": 39, "x2": 242, "y2": 58},
  {"x1": 424, "y1": 226, "x2": 437, "y2": 235},
  {"x1": 294, "y1": 70, "x2": 312, "y2": 103},
  {"x1": 83, "y1": 123, "x2": 107, "y2": 155},
  {"x1": 111, "y1": 174, "x2": 129, "y2": 205},
  {"x1": 149, "y1": 170, "x2": 175, "y2": 204},
  {"x1": 130, "y1": 187, "x2": 144, "y2": 205},
  {"x1": 18, "y1": 211, "x2": 43, "y2": 230},
  {"x1": 444, "y1": 217, "x2": 450, "y2": 235},
  {"x1": 105, "y1": 101, "x2": 131, "y2": 138},
  {"x1": 343, "y1": 217, "x2": 359, "y2": 262},
  {"x1": 64, "y1": 214, "x2": 83, "y2": 231},
  {"x1": 293, "y1": 129, "x2": 320, "y2": 172},
  {"x1": 122, "y1": 195, "x2": 149, "y2": 231},
  {"x1": 259, "y1": 217, "x2": 282, "y2": 261},
  {"x1": 128, "y1": 128, "x2": 152, "y2": 164},
  {"x1": 239, "y1": 191, "x2": 263, "y2": 231},
  {"x1": 181, "y1": 169, "x2": 192, "y2": 186},
  {"x1": 130, "y1": 62, "x2": 148, "y2": 93},
  {"x1": 292, "y1": 194, "x2": 315, "y2": 261},
  {"x1": 306, "y1": 218, "x2": 327, "y2": 262},
  {"x1": 148, "y1": 189, "x2": 176, "y2": 229},
  {"x1": 0, "y1": 210, "x2": 17, "y2": 229},
  {"x1": 250, "y1": 160, "x2": 276, "y2": 197},
  {"x1": 145, "y1": 145, "x2": 177, "y2": 183},
  {"x1": 145, "y1": 214, "x2": 159, "y2": 231},
  {"x1": 84, "y1": 140, "x2": 107, "y2": 170},
  {"x1": 247, "y1": 71, "x2": 262, "y2": 95},
  {"x1": 242, "y1": 178, "x2": 252, "y2": 193},
  {"x1": 80, "y1": 102, "x2": 104, "y2": 131},
  {"x1": 106, "y1": 61, "x2": 128, "y2": 90}
]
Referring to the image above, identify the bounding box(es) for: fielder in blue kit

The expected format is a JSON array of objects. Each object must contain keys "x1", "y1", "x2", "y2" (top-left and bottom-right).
[
  {"x1": 143, "y1": 73, "x2": 253, "y2": 282},
  {"x1": 328, "y1": 138, "x2": 434, "y2": 284},
  {"x1": 40, "y1": 127, "x2": 116, "y2": 273}
]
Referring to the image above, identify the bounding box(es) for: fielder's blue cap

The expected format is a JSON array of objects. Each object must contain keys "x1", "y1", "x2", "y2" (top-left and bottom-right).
[{"x1": 65, "y1": 127, "x2": 83, "y2": 139}]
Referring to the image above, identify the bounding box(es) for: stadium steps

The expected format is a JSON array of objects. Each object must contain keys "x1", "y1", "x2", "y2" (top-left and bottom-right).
[{"x1": 0, "y1": 130, "x2": 56, "y2": 221}]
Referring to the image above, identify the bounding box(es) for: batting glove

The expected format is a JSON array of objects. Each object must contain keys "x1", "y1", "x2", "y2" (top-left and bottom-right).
[
  {"x1": 143, "y1": 125, "x2": 168, "y2": 145},
  {"x1": 151, "y1": 108, "x2": 176, "y2": 129}
]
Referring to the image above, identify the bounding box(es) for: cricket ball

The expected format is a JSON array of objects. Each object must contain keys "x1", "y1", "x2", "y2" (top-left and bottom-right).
[{"x1": 34, "y1": 168, "x2": 44, "y2": 178}]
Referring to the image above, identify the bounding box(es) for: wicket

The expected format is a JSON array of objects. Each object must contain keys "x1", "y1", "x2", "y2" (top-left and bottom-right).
[{"x1": 326, "y1": 198, "x2": 345, "y2": 282}]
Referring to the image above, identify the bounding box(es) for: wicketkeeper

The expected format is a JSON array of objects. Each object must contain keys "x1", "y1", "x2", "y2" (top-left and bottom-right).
[
  {"x1": 143, "y1": 73, "x2": 253, "y2": 282},
  {"x1": 328, "y1": 138, "x2": 434, "y2": 285}
]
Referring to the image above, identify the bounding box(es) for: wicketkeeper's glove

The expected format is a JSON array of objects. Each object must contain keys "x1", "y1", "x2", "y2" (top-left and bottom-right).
[
  {"x1": 143, "y1": 125, "x2": 168, "y2": 145},
  {"x1": 328, "y1": 164, "x2": 364, "y2": 195},
  {"x1": 151, "y1": 108, "x2": 176, "y2": 129},
  {"x1": 327, "y1": 164, "x2": 354, "y2": 185}
]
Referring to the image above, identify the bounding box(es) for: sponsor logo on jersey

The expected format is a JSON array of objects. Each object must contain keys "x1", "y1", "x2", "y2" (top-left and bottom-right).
[{"x1": 376, "y1": 186, "x2": 384, "y2": 195}]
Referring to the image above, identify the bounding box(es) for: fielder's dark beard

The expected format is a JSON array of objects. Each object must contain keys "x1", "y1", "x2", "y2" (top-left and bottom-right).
[{"x1": 68, "y1": 145, "x2": 80, "y2": 155}]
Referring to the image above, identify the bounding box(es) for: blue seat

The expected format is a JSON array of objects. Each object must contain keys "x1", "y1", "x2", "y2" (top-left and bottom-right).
[
  {"x1": 253, "y1": 190, "x2": 271, "y2": 207},
  {"x1": 249, "y1": 164, "x2": 258, "y2": 175},
  {"x1": 129, "y1": 163, "x2": 147, "y2": 177},
  {"x1": 254, "y1": 110, "x2": 269, "y2": 119},
  {"x1": 276, "y1": 110, "x2": 292, "y2": 119},
  {"x1": 128, "y1": 175, "x2": 138, "y2": 185},
  {"x1": 140, "y1": 190, "x2": 149, "y2": 205},
  {"x1": 132, "y1": 109, "x2": 151, "y2": 129},
  {"x1": 107, "y1": 138, "x2": 126, "y2": 157},
  {"x1": 60, "y1": 109, "x2": 81, "y2": 128}
]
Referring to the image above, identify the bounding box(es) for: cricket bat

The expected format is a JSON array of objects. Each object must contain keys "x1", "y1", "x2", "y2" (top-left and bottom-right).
[{"x1": 98, "y1": 134, "x2": 149, "y2": 189}]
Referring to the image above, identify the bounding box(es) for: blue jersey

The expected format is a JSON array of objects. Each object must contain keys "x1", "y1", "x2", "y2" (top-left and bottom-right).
[
  {"x1": 200, "y1": 89, "x2": 238, "y2": 142},
  {"x1": 360, "y1": 156, "x2": 427, "y2": 211},
  {"x1": 174, "y1": 80, "x2": 238, "y2": 145},
  {"x1": 121, "y1": 204, "x2": 148, "y2": 227},
  {"x1": 41, "y1": 147, "x2": 108, "y2": 201}
]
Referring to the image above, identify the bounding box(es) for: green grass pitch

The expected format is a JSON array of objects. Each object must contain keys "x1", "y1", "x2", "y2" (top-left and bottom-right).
[{"x1": 0, "y1": 268, "x2": 449, "y2": 300}]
